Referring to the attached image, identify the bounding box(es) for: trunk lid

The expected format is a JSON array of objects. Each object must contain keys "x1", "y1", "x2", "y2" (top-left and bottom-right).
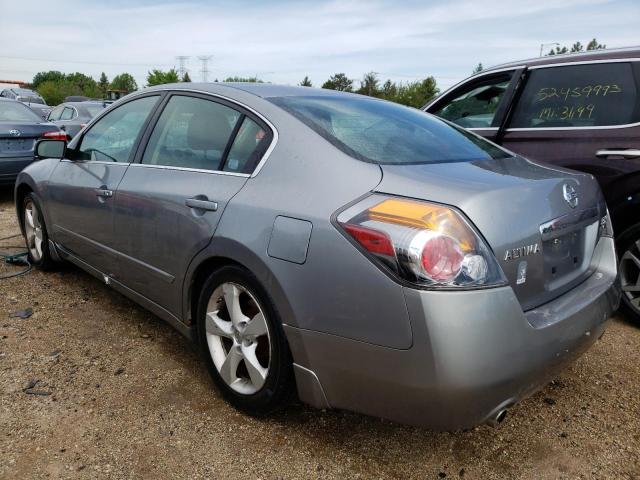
[
  {"x1": 376, "y1": 156, "x2": 606, "y2": 310},
  {"x1": 0, "y1": 121, "x2": 58, "y2": 158}
]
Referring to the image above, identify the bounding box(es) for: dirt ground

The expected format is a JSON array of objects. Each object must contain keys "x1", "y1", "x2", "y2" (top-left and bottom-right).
[{"x1": 0, "y1": 188, "x2": 639, "y2": 480}]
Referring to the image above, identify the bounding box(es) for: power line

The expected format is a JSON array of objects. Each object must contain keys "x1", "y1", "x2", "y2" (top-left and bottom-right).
[
  {"x1": 197, "y1": 55, "x2": 213, "y2": 82},
  {"x1": 175, "y1": 56, "x2": 189, "y2": 79}
]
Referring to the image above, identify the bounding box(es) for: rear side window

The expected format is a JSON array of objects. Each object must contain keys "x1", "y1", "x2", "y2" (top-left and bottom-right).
[
  {"x1": 224, "y1": 117, "x2": 269, "y2": 173},
  {"x1": 77, "y1": 95, "x2": 159, "y2": 163},
  {"x1": 270, "y1": 95, "x2": 510, "y2": 165},
  {"x1": 432, "y1": 73, "x2": 513, "y2": 128},
  {"x1": 48, "y1": 106, "x2": 63, "y2": 121},
  {"x1": 60, "y1": 107, "x2": 74, "y2": 120},
  {"x1": 142, "y1": 95, "x2": 241, "y2": 171},
  {"x1": 510, "y1": 62, "x2": 638, "y2": 128}
]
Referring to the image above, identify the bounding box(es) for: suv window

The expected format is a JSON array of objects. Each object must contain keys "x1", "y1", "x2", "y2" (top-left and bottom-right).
[
  {"x1": 510, "y1": 62, "x2": 638, "y2": 128},
  {"x1": 142, "y1": 95, "x2": 241, "y2": 171},
  {"x1": 60, "y1": 107, "x2": 74, "y2": 121},
  {"x1": 77, "y1": 95, "x2": 159, "y2": 163},
  {"x1": 432, "y1": 73, "x2": 513, "y2": 128}
]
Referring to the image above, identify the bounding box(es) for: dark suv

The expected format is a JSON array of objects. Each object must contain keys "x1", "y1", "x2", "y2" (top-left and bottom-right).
[{"x1": 424, "y1": 47, "x2": 640, "y2": 321}]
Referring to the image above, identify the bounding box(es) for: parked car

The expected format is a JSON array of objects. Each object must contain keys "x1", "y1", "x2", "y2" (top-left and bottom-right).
[
  {"x1": 0, "y1": 99, "x2": 66, "y2": 186},
  {"x1": 15, "y1": 84, "x2": 619, "y2": 430},
  {"x1": 0, "y1": 87, "x2": 50, "y2": 120},
  {"x1": 47, "y1": 101, "x2": 108, "y2": 139},
  {"x1": 424, "y1": 46, "x2": 640, "y2": 321}
]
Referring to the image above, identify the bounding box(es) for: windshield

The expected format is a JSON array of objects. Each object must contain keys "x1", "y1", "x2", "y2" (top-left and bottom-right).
[
  {"x1": 0, "y1": 101, "x2": 43, "y2": 122},
  {"x1": 269, "y1": 95, "x2": 510, "y2": 165}
]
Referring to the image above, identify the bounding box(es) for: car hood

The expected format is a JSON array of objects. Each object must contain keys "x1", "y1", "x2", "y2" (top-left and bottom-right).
[{"x1": 375, "y1": 156, "x2": 606, "y2": 310}]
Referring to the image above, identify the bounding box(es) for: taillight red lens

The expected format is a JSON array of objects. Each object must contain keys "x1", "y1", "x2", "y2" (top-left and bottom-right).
[
  {"x1": 343, "y1": 224, "x2": 395, "y2": 257},
  {"x1": 42, "y1": 131, "x2": 67, "y2": 141},
  {"x1": 421, "y1": 235, "x2": 464, "y2": 282}
]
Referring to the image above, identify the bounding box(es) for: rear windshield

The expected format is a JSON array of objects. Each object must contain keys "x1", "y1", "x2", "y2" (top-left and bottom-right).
[
  {"x1": 18, "y1": 96, "x2": 45, "y2": 105},
  {"x1": 85, "y1": 105, "x2": 105, "y2": 117},
  {"x1": 0, "y1": 101, "x2": 42, "y2": 122},
  {"x1": 269, "y1": 95, "x2": 510, "y2": 164}
]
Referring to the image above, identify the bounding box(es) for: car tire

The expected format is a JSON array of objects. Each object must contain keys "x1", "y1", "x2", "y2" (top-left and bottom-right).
[
  {"x1": 196, "y1": 264, "x2": 295, "y2": 415},
  {"x1": 22, "y1": 193, "x2": 54, "y2": 270},
  {"x1": 617, "y1": 223, "x2": 640, "y2": 323}
]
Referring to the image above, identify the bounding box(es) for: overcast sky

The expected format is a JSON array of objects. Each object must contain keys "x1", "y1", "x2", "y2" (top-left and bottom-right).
[{"x1": 1, "y1": 0, "x2": 638, "y2": 91}]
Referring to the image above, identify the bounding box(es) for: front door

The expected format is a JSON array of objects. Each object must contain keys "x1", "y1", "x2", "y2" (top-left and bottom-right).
[
  {"x1": 47, "y1": 95, "x2": 161, "y2": 273},
  {"x1": 499, "y1": 60, "x2": 640, "y2": 200},
  {"x1": 111, "y1": 93, "x2": 273, "y2": 317},
  {"x1": 426, "y1": 68, "x2": 523, "y2": 142}
]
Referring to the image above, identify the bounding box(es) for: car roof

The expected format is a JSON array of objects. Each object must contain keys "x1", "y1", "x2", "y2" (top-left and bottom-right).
[
  {"x1": 143, "y1": 82, "x2": 356, "y2": 99},
  {"x1": 483, "y1": 45, "x2": 640, "y2": 73}
]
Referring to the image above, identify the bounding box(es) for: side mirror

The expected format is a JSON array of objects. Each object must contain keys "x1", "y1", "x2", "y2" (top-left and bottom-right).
[{"x1": 35, "y1": 139, "x2": 66, "y2": 160}]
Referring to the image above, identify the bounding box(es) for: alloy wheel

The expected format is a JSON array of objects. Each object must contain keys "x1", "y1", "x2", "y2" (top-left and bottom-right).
[
  {"x1": 619, "y1": 238, "x2": 640, "y2": 315},
  {"x1": 24, "y1": 199, "x2": 43, "y2": 262},
  {"x1": 205, "y1": 282, "x2": 271, "y2": 395}
]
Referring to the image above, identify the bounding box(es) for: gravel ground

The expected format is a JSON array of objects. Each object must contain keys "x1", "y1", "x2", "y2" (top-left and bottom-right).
[{"x1": 0, "y1": 188, "x2": 639, "y2": 480}]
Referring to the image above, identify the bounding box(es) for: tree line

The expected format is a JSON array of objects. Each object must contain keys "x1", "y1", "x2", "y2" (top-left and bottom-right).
[{"x1": 29, "y1": 69, "x2": 439, "y2": 109}]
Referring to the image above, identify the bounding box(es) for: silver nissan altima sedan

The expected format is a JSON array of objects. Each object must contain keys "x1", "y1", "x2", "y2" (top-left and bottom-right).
[{"x1": 15, "y1": 83, "x2": 620, "y2": 430}]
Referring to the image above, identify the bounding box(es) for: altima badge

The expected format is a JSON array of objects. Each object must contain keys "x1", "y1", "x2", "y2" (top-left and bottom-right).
[
  {"x1": 504, "y1": 243, "x2": 540, "y2": 261},
  {"x1": 563, "y1": 184, "x2": 578, "y2": 208}
]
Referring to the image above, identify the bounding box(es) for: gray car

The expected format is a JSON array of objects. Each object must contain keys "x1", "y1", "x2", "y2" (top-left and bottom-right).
[
  {"x1": 14, "y1": 83, "x2": 620, "y2": 430},
  {"x1": 47, "y1": 101, "x2": 108, "y2": 139},
  {"x1": 0, "y1": 88, "x2": 51, "y2": 120}
]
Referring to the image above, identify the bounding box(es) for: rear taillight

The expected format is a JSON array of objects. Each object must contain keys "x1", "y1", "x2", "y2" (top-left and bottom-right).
[
  {"x1": 337, "y1": 196, "x2": 506, "y2": 288},
  {"x1": 42, "y1": 131, "x2": 67, "y2": 141}
]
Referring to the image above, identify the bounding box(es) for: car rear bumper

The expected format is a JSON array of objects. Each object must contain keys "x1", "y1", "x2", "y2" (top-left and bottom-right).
[
  {"x1": 0, "y1": 156, "x2": 34, "y2": 186},
  {"x1": 285, "y1": 236, "x2": 620, "y2": 430}
]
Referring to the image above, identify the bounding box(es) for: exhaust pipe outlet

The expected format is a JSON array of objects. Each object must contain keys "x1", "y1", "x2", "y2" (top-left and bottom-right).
[{"x1": 486, "y1": 408, "x2": 508, "y2": 427}]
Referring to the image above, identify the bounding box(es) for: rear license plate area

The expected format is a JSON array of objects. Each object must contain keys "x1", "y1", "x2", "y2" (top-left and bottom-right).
[{"x1": 0, "y1": 138, "x2": 34, "y2": 154}]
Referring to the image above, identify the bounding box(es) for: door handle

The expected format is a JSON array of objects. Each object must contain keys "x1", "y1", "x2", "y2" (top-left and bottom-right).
[
  {"x1": 185, "y1": 198, "x2": 218, "y2": 212},
  {"x1": 596, "y1": 149, "x2": 640, "y2": 159},
  {"x1": 96, "y1": 188, "x2": 113, "y2": 198}
]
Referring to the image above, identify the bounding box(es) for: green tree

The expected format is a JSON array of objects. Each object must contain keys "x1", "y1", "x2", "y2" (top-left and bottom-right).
[
  {"x1": 146, "y1": 69, "x2": 180, "y2": 86},
  {"x1": 99, "y1": 72, "x2": 109, "y2": 95},
  {"x1": 32, "y1": 71, "x2": 65, "y2": 89},
  {"x1": 299, "y1": 76, "x2": 312, "y2": 87},
  {"x1": 380, "y1": 79, "x2": 398, "y2": 101},
  {"x1": 473, "y1": 63, "x2": 484, "y2": 74},
  {"x1": 223, "y1": 76, "x2": 263, "y2": 82},
  {"x1": 547, "y1": 39, "x2": 605, "y2": 56},
  {"x1": 182, "y1": 72, "x2": 191, "y2": 82},
  {"x1": 393, "y1": 77, "x2": 439, "y2": 108},
  {"x1": 110, "y1": 73, "x2": 137, "y2": 92},
  {"x1": 357, "y1": 71, "x2": 380, "y2": 97},
  {"x1": 587, "y1": 38, "x2": 606, "y2": 50},
  {"x1": 322, "y1": 73, "x2": 353, "y2": 92},
  {"x1": 36, "y1": 80, "x2": 69, "y2": 105}
]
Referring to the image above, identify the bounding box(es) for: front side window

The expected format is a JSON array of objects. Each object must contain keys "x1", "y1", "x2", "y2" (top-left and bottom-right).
[
  {"x1": 432, "y1": 73, "x2": 513, "y2": 128},
  {"x1": 142, "y1": 95, "x2": 241, "y2": 171},
  {"x1": 77, "y1": 95, "x2": 159, "y2": 163},
  {"x1": 271, "y1": 95, "x2": 509, "y2": 165},
  {"x1": 0, "y1": 101, "x2": 42, "y2": 122},
  {"x1": 510, "y1": 62, "x2": 638, "y2": 128}
]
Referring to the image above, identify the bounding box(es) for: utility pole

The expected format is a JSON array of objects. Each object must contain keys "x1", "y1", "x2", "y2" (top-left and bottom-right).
[
  {"x1": 198, "y1": 55, "x2": 213, "y2": 82},
  {"x1": 176, "y1": 56, "x2": 190, "y2": 79}
]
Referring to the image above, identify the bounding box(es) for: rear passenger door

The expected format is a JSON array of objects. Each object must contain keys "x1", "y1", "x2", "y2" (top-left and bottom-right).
[
  {"x1": 111, "y1": 93, "x2": 273, "y2": 317},
  {"x1": 426, "y1": 68, "x2": 524, "y2": 142},
  {"x1": 501, "y1": 60, "x2": 640, "y2": 197}
]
